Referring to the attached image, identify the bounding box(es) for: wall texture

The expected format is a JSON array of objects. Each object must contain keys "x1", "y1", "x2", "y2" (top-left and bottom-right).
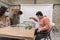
[
  {"x1": 4, "y1": 0, "x2": 60, "y2": 4},
  {"x1": 53, "y1": 6, "x2": 60, "y2": 30}
]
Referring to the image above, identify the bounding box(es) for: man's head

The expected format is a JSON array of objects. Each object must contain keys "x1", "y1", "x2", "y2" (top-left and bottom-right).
[
  {"x1": 12, "y1": 8, "x2": 18, "y2": 14},
  {"x1": 36, "y1": 11, "x2": 43, "y2": 19},
  {"x1": 18, "y1": 10, "x2": 23, "y2": 15}
]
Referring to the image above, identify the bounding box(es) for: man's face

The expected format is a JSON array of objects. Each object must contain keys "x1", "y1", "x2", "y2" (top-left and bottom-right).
[
  {"x1": 12, "y1": 9, "x2": 18, "y2": 14},
  {"x1": 37, "y1": 15, "x2": 42, "y2": 19}
]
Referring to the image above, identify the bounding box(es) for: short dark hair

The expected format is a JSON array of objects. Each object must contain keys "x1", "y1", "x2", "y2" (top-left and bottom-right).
[
  {"x1": 36, "y1": 11, "x2": 43, "y2": 16},
  {"x1": 18, "y1": 11, "x2": 23, "y2": 15},
  {"x1": 0, "y1": 6, "x2": 7, "y2": 17}
]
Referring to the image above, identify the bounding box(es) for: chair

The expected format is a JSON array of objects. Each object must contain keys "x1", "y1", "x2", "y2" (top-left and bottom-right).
[
  {"x1": 44, "y1": 32, "x2": 52, "y2": 40},
  {"x1": 43, "y1": 27, "x2": 52, "y2": 40},
  {"x1": 34, "y1": 27, "x2": 52, "y2": 40},
  {"x1": 34, "y1": 30, "x2": 52, "y2": 40}
]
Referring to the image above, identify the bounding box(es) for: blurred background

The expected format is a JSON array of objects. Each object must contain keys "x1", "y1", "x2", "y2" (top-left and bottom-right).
[
  {"x1": 0, "y1": 0, "x2": 60, "y2": 30},
  {"x1": 0, "y1": 0, "x2": 60, "y2": 40}
]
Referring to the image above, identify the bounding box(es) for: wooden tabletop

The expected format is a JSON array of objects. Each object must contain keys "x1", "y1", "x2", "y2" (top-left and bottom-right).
[{"x1": 0, "y1": 27, "x2": 35, "y2": 39}]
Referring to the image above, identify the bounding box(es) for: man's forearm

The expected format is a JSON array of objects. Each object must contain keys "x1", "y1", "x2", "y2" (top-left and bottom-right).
[
  {"x1": 38, "y1": 25, "x2": 50, "y2": 31},
  {"x1": 33, "y1": 18, "x2": 38, "y2": 22}
]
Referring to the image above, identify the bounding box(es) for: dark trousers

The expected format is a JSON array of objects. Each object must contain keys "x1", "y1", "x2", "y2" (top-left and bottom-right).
[
  {"x1": 35, "y1": 29, "x2": 48, "y2": 40},
  {"x1": 0, "y1": 37, "x2": 19, "y2": 40}
]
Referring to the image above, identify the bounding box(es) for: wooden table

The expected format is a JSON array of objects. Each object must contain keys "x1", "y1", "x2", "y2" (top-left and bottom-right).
[{"x1": 0, "y1": 27, "x2": 35, "y2": 40}]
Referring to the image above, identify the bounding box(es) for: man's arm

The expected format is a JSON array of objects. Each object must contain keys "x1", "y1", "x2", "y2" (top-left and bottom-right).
[
  {"x1": 30, "y1": 17, "x2": 38, "y2": 22},
  {"x1": 38, "y1": 18, "x2": 50, "y2": 31}
]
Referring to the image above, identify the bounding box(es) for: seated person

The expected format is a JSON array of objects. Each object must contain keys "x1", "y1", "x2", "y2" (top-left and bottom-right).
[
  {"x1": 30, "y1": 11, "x2": 50, "y2": 40},
  {"x1": 10, "y1": 8, "x2": 23, "y2": 25},
  {"x1": 5, "y1": 8, "x2": 11, "y2": 17},
  {"x1": 0, "y1": 6, "x2": 19, "y2": 40},
  {"x1": 0, "y1": 6, "x2": 10, "y2": 27}
]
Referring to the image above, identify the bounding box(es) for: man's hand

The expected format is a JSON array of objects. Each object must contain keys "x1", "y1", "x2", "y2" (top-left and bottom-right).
[
  {"x1": 37, "y1": 28, "x2": 42, "y2": 32},
  {"x1": 37, "y1": 29, "x2": 41, "y2": 32},
  {"x1": 29, "y1": 17, "x2": 38, "y2": 22},
  {"x1": 37, "y1": 29, "x2": 40, "y2": 32},
  {"x1": 29, "y1": 17, "x2": 34, "y2": 19}
]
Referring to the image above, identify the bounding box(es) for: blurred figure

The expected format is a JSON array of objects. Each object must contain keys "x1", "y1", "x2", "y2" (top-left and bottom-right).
[
  {"x1": 5, "y1": 8, "x2": 11, "y2": 17},
  {"x1": 30, "y1": 11, "x2": 50, "y2": 40},
  {"x1": 0, "y1": 6, "x2": 10, "y2": 27},
  {"x1": 0, "y1": 6, "x2": 20, "y2": 40},
  {"x1": 18, "y1": 10, "x2": 23, "y2": 15},
  {"x1": 18, "y1": 10, "x2": 23, "y2": 24},
  {"x1": 10, "y1": 8, "x2": 23, "y2": 25}
]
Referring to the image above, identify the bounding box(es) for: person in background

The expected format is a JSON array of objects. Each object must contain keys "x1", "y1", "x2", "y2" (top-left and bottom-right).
[
  {"x1": 0, "y1": 6, "x2": 10, "y2": 27},
  {"x1": 5, "y1": 8, "x2": 11, "y2": 17},
  {"x1": 18, "y1": 10, "x2": 23, "y2": 16},
  {"x1": 18, "y1": 10, "x2": 23, "y2": 24},
  {"x1": 10, "y1": 8, "x2": 23, "y2": 25},
  {"x1": 0, "y1": 6, "x2": 19, "y2": 40},
  {"x1": 30, "y1": 11, "x2": 50, "y2": 40}
]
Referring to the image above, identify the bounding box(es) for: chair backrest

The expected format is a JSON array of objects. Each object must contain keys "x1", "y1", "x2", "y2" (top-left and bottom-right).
[{"x1": 50, "y1": 26, "x2": 53, "y2": 32}]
